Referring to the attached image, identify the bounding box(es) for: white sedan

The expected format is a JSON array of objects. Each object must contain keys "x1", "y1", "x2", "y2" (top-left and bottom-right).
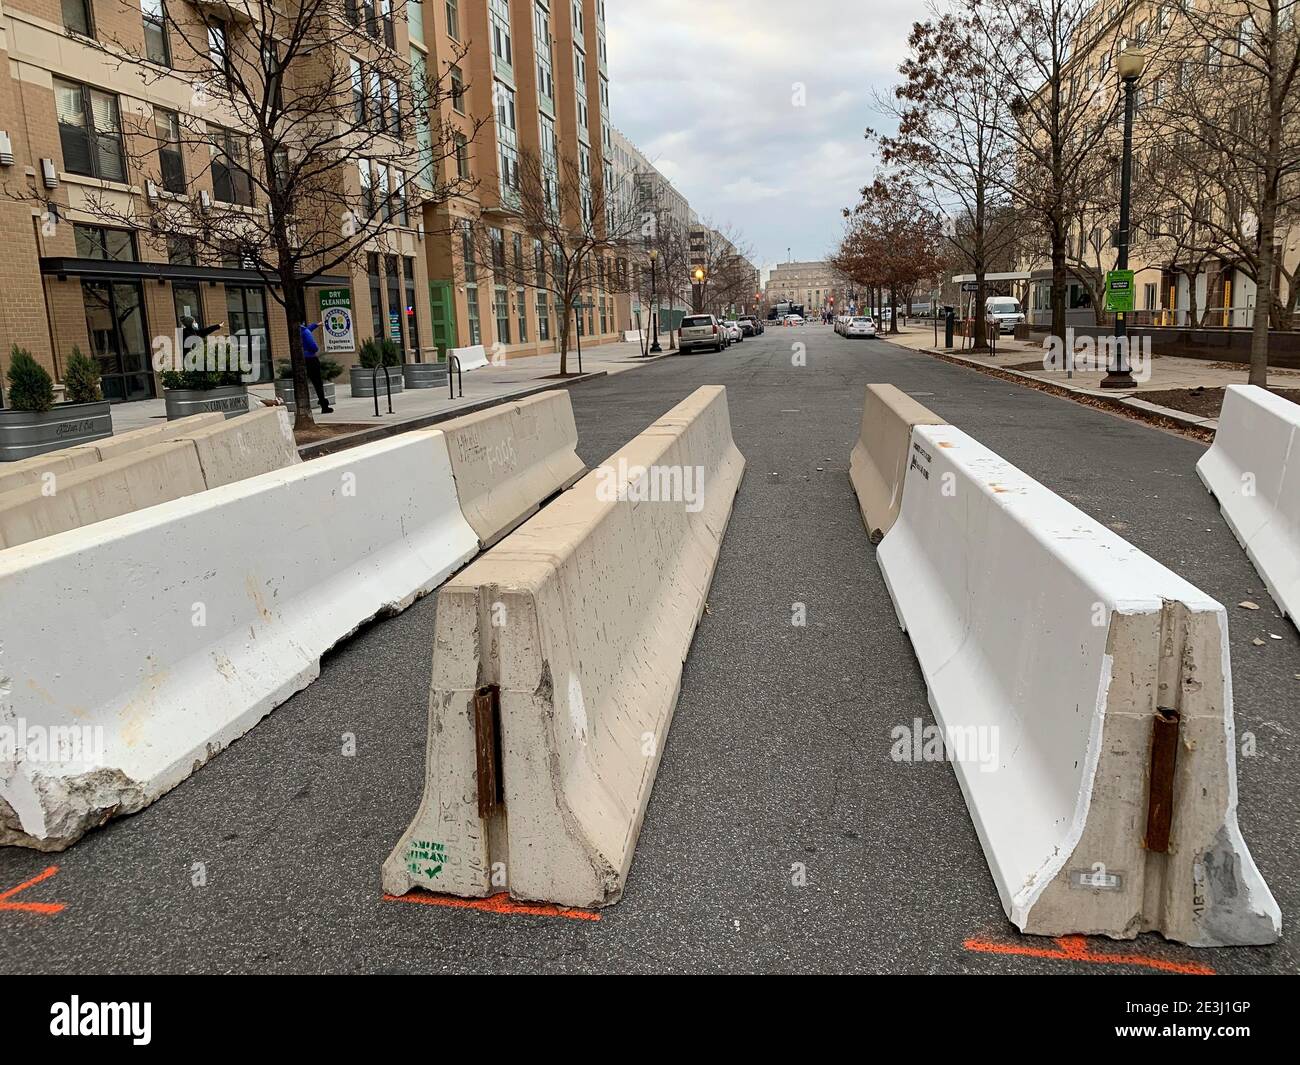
[
  {"x1": 845, "y1": 315, "x2": 877, "y2": 338},
  {"x1": 783, "y1": 314, "x2": 804, "y2": 325}
]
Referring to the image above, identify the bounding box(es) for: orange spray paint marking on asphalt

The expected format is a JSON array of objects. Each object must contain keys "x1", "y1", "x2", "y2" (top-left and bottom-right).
[
  {"x1": 0, "y1": 865, "x2": 65, "y2": 916},
  {"x1": 383, "y1": 890, "x2": 601, "y2": 922},
  {"x1": 964, "y1": 934, "x2": 1214, "y2": 975}
]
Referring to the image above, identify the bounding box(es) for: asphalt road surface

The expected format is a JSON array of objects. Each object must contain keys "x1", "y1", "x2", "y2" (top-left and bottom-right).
[{"x1": 2, "y1": 323, "x2": 1295, "y2": 974}]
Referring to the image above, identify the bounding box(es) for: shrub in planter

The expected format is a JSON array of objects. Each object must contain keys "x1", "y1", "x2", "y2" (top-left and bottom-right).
[
  {"x1": 276, "y1": 357, "x2": 344, "y2": 381},
  {"x1": 160, "y1": 367, "x2": 245, "y2": 391},
  {"x1": 6, "y1": 346, "x2": 55, "y2": 412},
  {"x1": 357, "y1": 337, "x2": 402, "y2": 369},
  {"x1": 63, "y1": 346, "x2": 103, "y2": 404}
]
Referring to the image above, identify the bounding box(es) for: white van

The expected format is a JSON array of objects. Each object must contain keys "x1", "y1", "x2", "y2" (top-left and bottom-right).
[{"x1": 986, "y1": 297, "x2": 1026, "y2": 334}]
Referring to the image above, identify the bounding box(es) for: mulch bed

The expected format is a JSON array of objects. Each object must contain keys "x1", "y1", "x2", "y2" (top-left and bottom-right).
[
  {"x1": 1135, "y1": 387, "x2": 1300, "y2": 419},
  {"x1": 292, "y1": 422, "x2": 373, "y2": 445}
]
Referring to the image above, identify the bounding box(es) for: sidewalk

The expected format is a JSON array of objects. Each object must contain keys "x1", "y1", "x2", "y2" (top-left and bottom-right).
[
  {"x1": 108, "y1": 337, "x2": 668, "y2": 435},
  {"x1": 881, "y1": 324, "x2": 1300, "y2": 430}
]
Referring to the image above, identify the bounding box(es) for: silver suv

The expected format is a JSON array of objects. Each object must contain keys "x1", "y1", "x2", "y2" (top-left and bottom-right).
[{"x1": 678, "y1": 314, "x2": 725, "y2": 353}]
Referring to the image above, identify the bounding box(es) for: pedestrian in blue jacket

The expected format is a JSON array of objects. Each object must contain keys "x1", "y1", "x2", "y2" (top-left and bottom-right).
[{"x1": 299, "y1": 322, "x2": 333, "y2": 413}]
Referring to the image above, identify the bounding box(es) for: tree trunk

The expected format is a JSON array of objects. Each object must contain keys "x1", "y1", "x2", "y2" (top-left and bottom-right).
[
  {"x1": 1187, "y1": 272, "x2": 1200, "y2": 333},
  {"x1": 557, "y1": 305, "x2": 570, "y2": 377},
  {"x1": 1050, "y1": 222, "x2": 1068, "y2": 344},
  {"x1": 1251, "y1": 195, "x2": 1277, "y2": 387},
  {"x1": 889, "y1": 286, "x2": 900, "y2": 334},
  {"x1": 283, "y1": 272, "x2": 314, "y2": 432}
]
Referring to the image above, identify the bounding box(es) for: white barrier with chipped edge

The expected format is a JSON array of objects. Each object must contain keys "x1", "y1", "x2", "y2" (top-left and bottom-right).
[
  {"x1": 877, "y1": 423, "x2": 1279, "y2": 946},
  {"x1": 383, "y1": 386, "x2": 745, "y2": 908},
  {"x1": 450, "y1": 344, "x2": 488, "y2": 371},
  {"x1": 0, "y1": 430, "x2": 478, "y2": 850},
  {"x1": 1197, "y1": 384, "x2": 1299, "y2": 624}
]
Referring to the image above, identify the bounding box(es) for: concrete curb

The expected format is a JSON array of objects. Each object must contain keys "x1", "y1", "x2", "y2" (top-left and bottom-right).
[
  {"x1": 296, "y1": 370, "x2": 609, "y2": 461},
  {"x1": 893, "y1": 341, "x2": 1219, "y2": 438}
]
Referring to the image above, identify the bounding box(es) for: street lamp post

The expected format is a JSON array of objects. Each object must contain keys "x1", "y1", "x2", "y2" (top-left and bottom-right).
[
  {"x1": 1102, "y1": 46, "x2": 1146, "y2": 390},
  {"x1": 693, "y1": 267, "x2": 706, "y2": 314},
  {"x1": 648, "y1": 250, "x2": 662, "y2": 353}
]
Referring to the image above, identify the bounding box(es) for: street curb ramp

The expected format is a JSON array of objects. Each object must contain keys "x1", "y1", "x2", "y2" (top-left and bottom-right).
[
  {"x1": 0, "y1": 431, "x2": 478, "y2": 850},
  {"x1": 876, "y1": 422, "x2": 1280, "y2": 946},
  {"x1": 383, "y1": 385, "x2": 745, "y2": 908},
  {"x1": 1196, "y1": 384, "x2": 1299, "y2": 625},
  {"x1": 848, "y1": 384, "x2": 944, "y2": 542},
  {"x1": 436, "y1": 391, "x2": 585, "y2": 548}
]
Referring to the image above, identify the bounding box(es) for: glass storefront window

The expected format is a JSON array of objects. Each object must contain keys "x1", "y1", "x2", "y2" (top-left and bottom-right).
[
  {"x1": 82, "y1": 279, "x2": 153, "y2": 401},
  {"x1": 226, "y1": 285, "x2": 270, "y2": 382}
]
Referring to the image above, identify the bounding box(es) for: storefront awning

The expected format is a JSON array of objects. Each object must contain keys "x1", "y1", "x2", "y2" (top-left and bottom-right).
[{"x1": 39, "y1": 257, "x2": 348, "y2": 287}]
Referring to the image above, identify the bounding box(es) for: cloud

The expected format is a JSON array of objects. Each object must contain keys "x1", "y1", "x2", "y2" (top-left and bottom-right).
[{"x1": 607, "y1": 0, "x2": 931, "y2": 266}]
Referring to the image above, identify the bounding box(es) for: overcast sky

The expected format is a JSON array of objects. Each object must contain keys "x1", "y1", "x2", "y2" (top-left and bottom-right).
[{"x1": 606, "y1": 0, "x2": 932, "y2": 279}]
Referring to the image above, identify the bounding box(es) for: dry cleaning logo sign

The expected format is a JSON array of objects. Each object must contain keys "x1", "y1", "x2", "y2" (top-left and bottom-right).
[{"x1": 323, "y1": 307, "x2": 352, "y2": 341}]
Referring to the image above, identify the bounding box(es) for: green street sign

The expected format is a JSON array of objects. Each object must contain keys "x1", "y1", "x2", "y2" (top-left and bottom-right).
[{"x1": 1105, "y1": 269, "x2": 1136, "y2": 313}]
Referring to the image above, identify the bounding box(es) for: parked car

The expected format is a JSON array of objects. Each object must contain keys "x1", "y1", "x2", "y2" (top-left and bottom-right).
[
  {"x1": 739, "y1": 314, "x2": 764, "y2": 335},
  {"x1": 986, "y1": 296, "x2": 1026, "y2": 334},
  {"x1": 723, "y1": 320, "x2": 743, "y2": 342},
  {"x1": 845, "y1": 315, "x2": 877, "y2": 338},
  {"x1": 678, "y1": 313, "x2": 726, "y2": 353},
  {"x1": 835, "y1": 314, "x2": 851, "y2": 335},
  {"x1": 736, "y1": 316, "x2": 756, "y2": 337}
]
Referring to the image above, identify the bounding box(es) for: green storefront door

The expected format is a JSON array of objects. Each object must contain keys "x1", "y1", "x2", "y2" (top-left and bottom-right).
[{"x1": 428, "y1": 280, "x2": 458, "y2": 359}]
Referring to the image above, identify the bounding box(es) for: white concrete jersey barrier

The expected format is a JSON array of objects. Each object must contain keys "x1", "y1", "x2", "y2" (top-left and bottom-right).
[
  {"x1": 451, "y1": 344, "x2": 488, "y2": 371},
  {"x1": 0, "y1": 409, "x2": 298, "y2": 550},
  {"x1": 877, "y1": 423, "x2": 1279, "y2": 945},
  {"x1": 437, "y1": 391, "x2": 585, "y2": 547},
  {"x1": 0, "y1": 431, "x2": 478, "y2": 850},
  {"x1": 849, "y1": 384, "x2": 944, "y2": 542},
  {"x1": 1197, "y1": 384, "x2": 1299, "y2": 624},
  {"x1": 0, "y1": 414, "x2": 221, "y2": 496},
  {"x1": 383, "y1": 385, "x2": 745, "y2": 908}
]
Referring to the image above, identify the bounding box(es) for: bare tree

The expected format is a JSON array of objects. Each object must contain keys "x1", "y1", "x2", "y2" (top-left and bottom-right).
[
  {"x1": 1155, "y1": 1, "x2": 1300, "y2": 379},
  {"x1": 462, "y1": 149, "x2": 641, "y2": 375},
  {"x1": 874, "y1": 5, "x2": 1019, "y2": 350},
  {"x1": 970, "y1": 0, "x2": 1146, "y2": 342},
  {"x1": 56, "y1": 1, "x2": 479, "y2": 427},
  {"x1": 687, "y1": 221, "x2": 757, "y2": 317}
]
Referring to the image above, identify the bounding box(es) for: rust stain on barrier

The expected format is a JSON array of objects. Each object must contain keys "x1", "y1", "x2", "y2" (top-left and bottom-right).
[
  {"x1": 0, "y1": 865, "x2": 65, "y2": 916},
  {"x1": 474, "y1": 685, "x2": 503, "y2": 819},
  {"x1": 963, "y1": 934, "x2": 1213, "y2": 975},
  {"x1": 1145, "y1": 707, "x2": 1181, "y2": 853},
  {"x1": 383, "y1": 890, "x2": 601, "y2": 922}
]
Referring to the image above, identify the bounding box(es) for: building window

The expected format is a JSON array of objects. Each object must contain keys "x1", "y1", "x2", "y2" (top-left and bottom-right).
[
  {"x1": 387, "y1": 78, "x2": 401, "y2": 136},
  {"x1": 226, "y1": 286, "x2": 271, "y2": 382},
  {"x1": 450, "y1": 65, "x2": 465, "y2": 113},
  {"x1": 517, "y1": 286, "x2": 528, "y2": 342},
  {"x1": 173, "y1": 283, "x2": 203, "y2": 327},
  {"x1": 381, "y1": 0, "x2": 395, "y2": 48},
  {"x1": 392, "y1": 169, "x2": 408, "y2": 225},
  {"x1": 368, "y1": 253, "x2": 385, "y2": 340},
  {"x1": 490, "y1": 227, "x2": 505, "y2": 272},
  {"x1": 141, "y1": 0, "x2": 170, "y2": 65},
  {"x1": 368, "y1": 72, "x2": 384, "y2": 131},
  {"x1": 351, "y1": 59, "x2": 365, "y2": 124},
  {"x1": 454, "y1": 134, "x2": 470, "y2": 179},
  {"x1": 494, "y1": 285, "x2": 510, "y2": 344},
  {"x1": 54, "y1": 79, "x2": 126, "y2": 181},
  {"x1": 167, "y1": 234, "x2": 196, "y2": 265},
  {"x1": 208, "y1": 20, "x2": 230, "y2": 80},
  {"x1": 403, "y1": 256, "x2": 420, "y2": 356},
  {"x1": 210, "y1": 127, "x2": 253, "y2": 205},
  {"x1": 358, "y1": 158, "x2": 374, "y2": 216},
  {"x1": 534, "y1": 3, "x2": 554, "y2": 100},
  {"x1": 445, "y1": 0, "x2": 460, "y2": 40},
  {"x1": 466, "y1": 285, "x2": 481, "y2": 345},
  {"x1": 376, "y1": 163, "x2": 390, "y2": 221},
  {"x1": 386, "y1": 254, "x2": 403, "y2": 348},
  {"x1": 156, "y1": 108, "x2": 185, "y2": 193},
  {"x1": 62, "y1": 0, "x2": 93, "y2": 37},
  {"x1": 345, "y1": 0, "x2": 359, "y2": 26},
  {"x1": 408, "y1": 0, "x2": 424, "y2": 42},
  {"x1": 496, "y1": 84, "x2": 518, "y2": 198},
  {"x1": 461, "y1": 220, "x2": 476, "y2": 282},
  {"x1": 1144, "y1": 283, "x2": 1157, "y2": 311},
  {"x1": 536, "y1": 290, "x2": 550, "y2": 341},
  {"x1": 490, "y1": 0, "x2": 513, "y2": 68},
  {"x1": 74, "y1": 224, "x2": 136, "y2": 261}
]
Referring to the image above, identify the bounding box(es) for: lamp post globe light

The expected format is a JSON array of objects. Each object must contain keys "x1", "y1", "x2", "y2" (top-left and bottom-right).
[
  {"x1": 648, "y1": 248, "x2": 662, "y2": 354},
  {"x1": 693, "y1": 267, "x2": 706, "y2": 313},
  {"x1": 1101, "y1": 45, "x2": 1146, "y2": 389}
]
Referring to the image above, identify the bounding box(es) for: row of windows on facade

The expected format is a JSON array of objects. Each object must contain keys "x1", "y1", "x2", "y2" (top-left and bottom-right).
[{"x1": 459, "y1": 222, "x2": 629, "y2": 289}]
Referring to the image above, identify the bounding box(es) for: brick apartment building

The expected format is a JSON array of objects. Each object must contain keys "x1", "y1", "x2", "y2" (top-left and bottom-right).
[{"x1": 0, "y1": 0, "x2": 624, "y2": 407}]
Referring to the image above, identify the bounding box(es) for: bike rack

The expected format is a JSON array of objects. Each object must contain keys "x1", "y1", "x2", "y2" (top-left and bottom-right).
[
  {"x1": 448, "y1": 354, "x2": 463, "y2": 399},
  {"x1": 372, "y1": 363, "x2": 394, "y2": 417}
]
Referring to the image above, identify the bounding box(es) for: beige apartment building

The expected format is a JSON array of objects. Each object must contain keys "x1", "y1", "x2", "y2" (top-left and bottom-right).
[
  {"x1": 1023, "y1": 0, "x2": 1300, "y2": 331},
  {"x1": 421, "y1": 0, "x2": 623, "y2": 360},
  {"x1": 0, "y1": 0, "x2": 623, "y2": 409},
  {"x1": 764, "y1": 260, "x2": 849, "y2": 315}
]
